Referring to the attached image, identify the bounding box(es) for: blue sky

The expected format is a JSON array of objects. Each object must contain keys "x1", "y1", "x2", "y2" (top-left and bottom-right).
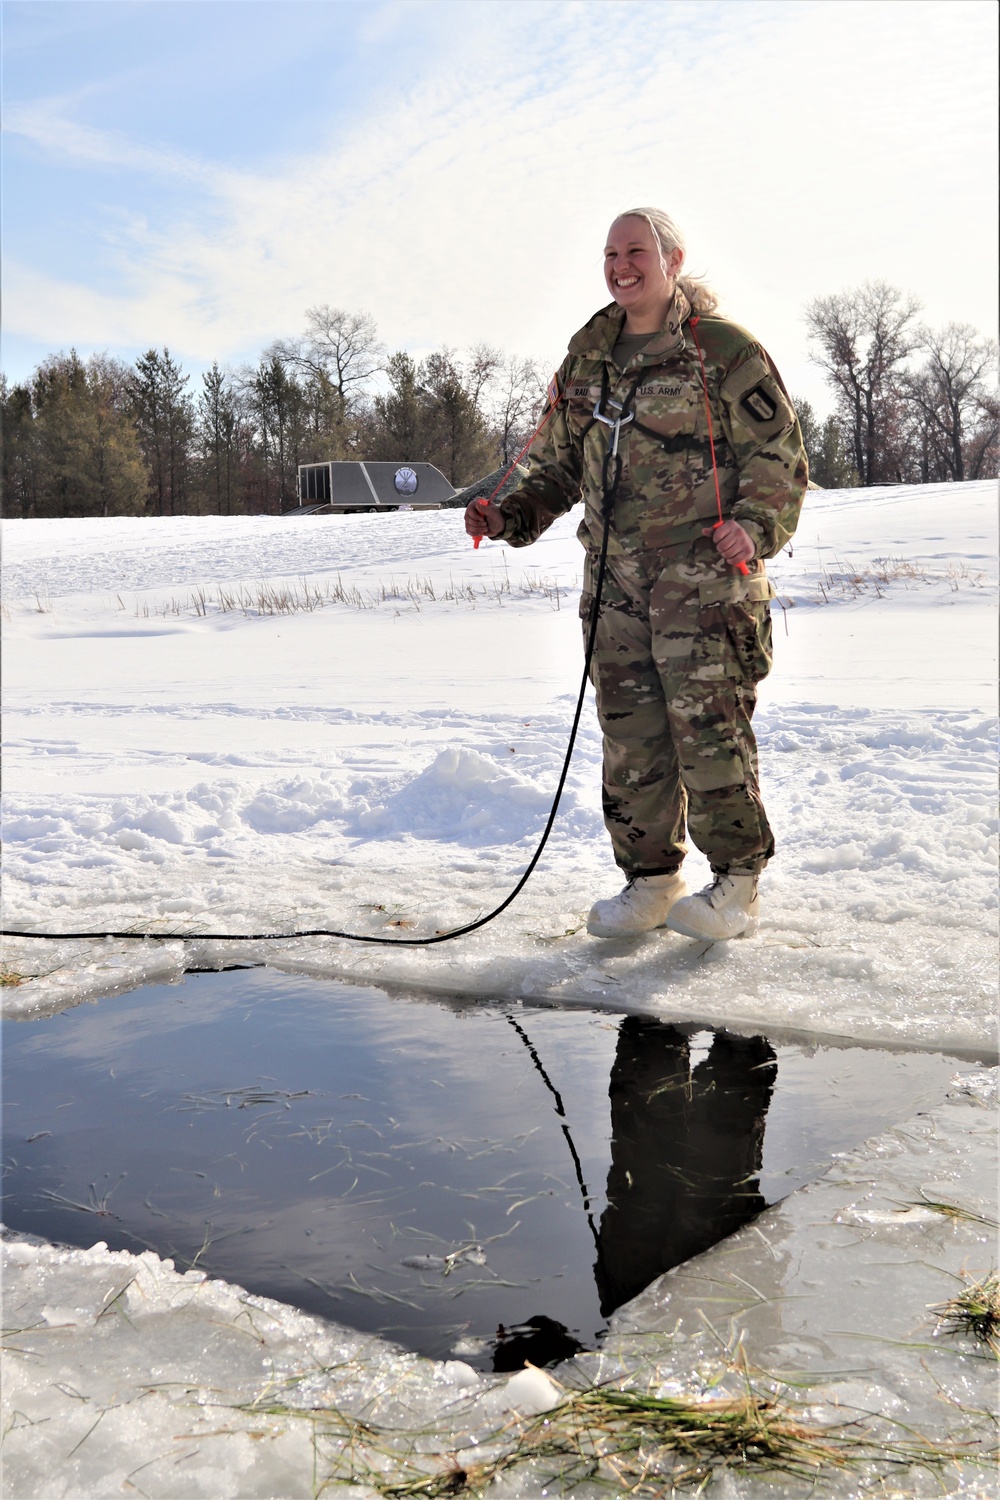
[{"x1": 3, "y1": 0, "x2": 997, "y2": 413}]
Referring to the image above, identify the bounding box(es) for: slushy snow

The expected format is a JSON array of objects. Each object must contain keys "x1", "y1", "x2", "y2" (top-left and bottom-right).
[{"x1": 1, "y1": 480, "x2": 997, "y2": 1497}]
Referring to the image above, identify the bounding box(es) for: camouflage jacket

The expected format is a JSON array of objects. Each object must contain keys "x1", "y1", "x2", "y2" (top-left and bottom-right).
[{"x1": 498, "y1": 287, "x2": 807, "y2": 564}]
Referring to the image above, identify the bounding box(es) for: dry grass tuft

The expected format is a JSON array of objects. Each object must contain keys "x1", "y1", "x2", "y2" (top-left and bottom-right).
[
  {"x1": 931, "y1": 1272, "x2": 1000, "y2": 1358},
  {"x1": 129, "y1": 565, "x2": 570, "y2": 621},
  {"x1": 812, "y1": 555, "x2": 986, "y2": 603},
  {"x1": 246, "y1": 1359, "x2": 980, "y2": 1498},
  {"x1": 909, "y1": 1190, "x2": 999, "y2": 1230}
]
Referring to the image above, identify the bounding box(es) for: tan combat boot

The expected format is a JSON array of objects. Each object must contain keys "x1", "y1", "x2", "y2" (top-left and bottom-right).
[
  {"x1": 665, "y1": 872, "x2": 759, "y2": 941},
  {"x1": 587, "y1": 872, "x2": 687, "y2": 938}
]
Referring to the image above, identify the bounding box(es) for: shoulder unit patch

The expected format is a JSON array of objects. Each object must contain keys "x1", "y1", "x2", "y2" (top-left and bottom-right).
[{"x1": 740, "y1": 385, "x2": 778, "y2": 424}]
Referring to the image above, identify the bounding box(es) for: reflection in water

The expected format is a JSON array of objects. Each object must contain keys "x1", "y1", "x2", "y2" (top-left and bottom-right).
[
  {"x1": 6, "y1": 970, "x2": 952, "y2": 1372},
  {"x1": 492, "y1": 1016, "x2": 776, "y2": 1365},
  {"x1": 492, "y1": 1315, "x2": 585, "y2": 1371},
  {"x1": 596, "y1": 1021, "x2": 777, "y2": 1317}
]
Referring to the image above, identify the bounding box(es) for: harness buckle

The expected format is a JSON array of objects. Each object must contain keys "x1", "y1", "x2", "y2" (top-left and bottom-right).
[{"x1": 592, "y1": 395, "x2": 635, "y2": 458}]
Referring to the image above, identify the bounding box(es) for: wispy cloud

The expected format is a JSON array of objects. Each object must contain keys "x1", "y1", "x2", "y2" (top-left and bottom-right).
[
  {"x1": 4, "y1": 0, "x2": 996, "y2": 404},
  {"x1": 4, "y1": 102, "x2": 222, "y2": 184}
]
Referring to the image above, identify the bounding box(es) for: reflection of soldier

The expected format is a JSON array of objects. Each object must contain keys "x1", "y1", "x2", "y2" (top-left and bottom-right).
[{"x1": 595, "y1": 1019, "x2": 777, "y2": 1318}]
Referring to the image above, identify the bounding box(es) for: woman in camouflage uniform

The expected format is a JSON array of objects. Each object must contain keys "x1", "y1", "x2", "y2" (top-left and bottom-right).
[{"x1": 465, "y1": 209, "x2": 807, "y2": 941}]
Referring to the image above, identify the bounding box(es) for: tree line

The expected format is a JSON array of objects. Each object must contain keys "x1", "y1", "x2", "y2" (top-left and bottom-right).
[
  {"x1": 2, "y1": 287, "x2": 995, "y2": 517},
  {"x1": 1, "y1": 307, "x2": 547, "y2": 518}
]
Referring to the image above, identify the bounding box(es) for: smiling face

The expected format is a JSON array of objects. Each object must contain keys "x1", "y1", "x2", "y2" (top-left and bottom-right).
[{"x1": 603, "y1": 215, "x2": 684, "y2": 331}]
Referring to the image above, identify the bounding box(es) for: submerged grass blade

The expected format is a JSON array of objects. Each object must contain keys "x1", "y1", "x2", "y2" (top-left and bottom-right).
[{"x1": 909, "y1": 1191, "x2": 999, "y2": 1229}]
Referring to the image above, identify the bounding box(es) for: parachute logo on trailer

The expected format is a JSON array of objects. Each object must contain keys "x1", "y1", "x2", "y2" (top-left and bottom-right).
[{"x1": 394, "y1": 467, "x2": 419, "y2": 495}]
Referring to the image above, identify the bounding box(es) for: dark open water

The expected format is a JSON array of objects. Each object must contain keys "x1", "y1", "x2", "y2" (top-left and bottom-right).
[{"x1": 1, "y1": 968, "x2": 972, "y2": 1368}]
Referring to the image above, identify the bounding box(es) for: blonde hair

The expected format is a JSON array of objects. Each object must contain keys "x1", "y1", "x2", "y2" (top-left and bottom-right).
[{"x1": 616, "y1": 206, "x2": 720, "y2": 315}]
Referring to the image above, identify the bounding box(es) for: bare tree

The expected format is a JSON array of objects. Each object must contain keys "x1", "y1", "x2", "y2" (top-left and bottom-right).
[
  {"x1": 962, "y1": 390, "x2": 1000, "y2": 480},
  {"x1": 272, "y1": 306, "x2": 384, "y2": 401},
  {"x1": 464, "y1": 342, "x2": 504, "y2": 412},
  {"x1": 904, "y1": 323, "x2": 998, "y2": 482},
  {"x1": 805, "y1": 281, "x2": 922, "y2": 485},
  {"x1": 485, "y1": 352, "x2": 547, "y2": 465}
]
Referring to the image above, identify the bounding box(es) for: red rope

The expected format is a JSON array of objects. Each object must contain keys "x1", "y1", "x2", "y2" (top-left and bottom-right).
[
  {"x1": 689, "y1": 315, "x2": 724, "y2": 527},
  {"x1": 690, "y1": 314, "x2": 748, "y2": 576},
  {"x1": 473, "y1": 379, "x2": 561, "y2": 546},
  {"x1": 488, "y1": 400, "x2": 559, "y2": 502}
]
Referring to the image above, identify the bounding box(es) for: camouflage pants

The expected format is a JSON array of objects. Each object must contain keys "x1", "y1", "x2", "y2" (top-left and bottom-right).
[{"x1": 581, "y1": 542, "x2": 775, "y2": 876}]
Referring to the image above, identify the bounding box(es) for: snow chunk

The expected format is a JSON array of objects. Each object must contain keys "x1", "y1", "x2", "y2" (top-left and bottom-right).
[
  {"x1": 501, "y1": 1365, "x2": 563, "y2": 1414},
  {"x1": 355, "y1": 748, "x2": 555, "y2": 843}
]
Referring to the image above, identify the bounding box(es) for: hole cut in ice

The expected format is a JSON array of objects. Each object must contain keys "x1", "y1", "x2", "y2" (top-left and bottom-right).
[{"x1": 1, "y1": 969, "x2": 968, "y2": 1370}]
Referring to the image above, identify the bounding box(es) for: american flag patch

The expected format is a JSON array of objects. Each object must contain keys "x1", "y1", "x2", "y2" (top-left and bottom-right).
[{"x1": 547, "y1": 372, "x2": 561, "y2": 408}]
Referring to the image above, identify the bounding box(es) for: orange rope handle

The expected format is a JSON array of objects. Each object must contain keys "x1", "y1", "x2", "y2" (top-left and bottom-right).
[{"x1": 689, "y1": 315, "x2": 748, "y2": 576}]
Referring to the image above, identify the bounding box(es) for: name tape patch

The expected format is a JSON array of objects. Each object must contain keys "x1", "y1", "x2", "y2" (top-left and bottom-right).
[{"x1": 567, "y1": 383, "x2": 687, "y2": 400}]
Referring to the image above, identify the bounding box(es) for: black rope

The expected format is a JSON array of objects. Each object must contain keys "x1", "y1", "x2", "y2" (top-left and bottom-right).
[
  {"x1": 2, "y1": 379, "x2": 641, "y2": 948},
  {"x1": 503, "y1": 1011, "x2": 603, "y2": 1258}
]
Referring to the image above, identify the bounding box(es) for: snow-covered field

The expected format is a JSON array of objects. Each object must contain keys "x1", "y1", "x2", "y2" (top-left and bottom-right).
[
  {"x1": 2, "y1": 480, "x2": 998, "y2": 1498},
  {"x1": 3, "y1": 481, "x2": 997, "y2": 1051}
]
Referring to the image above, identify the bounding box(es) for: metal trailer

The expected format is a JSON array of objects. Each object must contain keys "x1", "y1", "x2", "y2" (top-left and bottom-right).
[{"x1": 293, "y1": 461, "x2": 454, "y2": 514}]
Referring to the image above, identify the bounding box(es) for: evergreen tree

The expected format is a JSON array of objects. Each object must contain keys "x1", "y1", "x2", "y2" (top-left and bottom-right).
[
  {"x1": 3, "y1": 352, "x2": 147, "y2": 517},
  {"x1": 86, "y1": 354, "x2": 150, "y2": 516},
  {"x1": 793, "y1": 398, "x2": 858, "y2": 488},
  {"x1": 418, "y1": 350, "x2": 495, "y2": 485},
  {"x1": 128, "y1": 349, "x2": 194, "y2": 514},
  {"x1": 367, "y1": 352, "x2": 424, "y2": 459},
  {"x1": 196, "y1": 363, "x2": 241, "y2": 514},
  {"x1": 1, "y1": 375, "x2": 42, "y2": 517},
  {"x1": 363, "y1": 350, "x2": 496, "y2": 484},
  {"x1": 299, "y1": 369, "x2": 348, "y2": 458},
  {"x1": 246, "y1": 355, "x2": 307, "y2": 511},
  {"x1": 814, "y1": 413, "x2": 859, "y2": 489}
]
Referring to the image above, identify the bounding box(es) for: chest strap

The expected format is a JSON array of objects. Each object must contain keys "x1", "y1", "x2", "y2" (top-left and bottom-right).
[{"x1": 628, "y1": 419, "x2": 711, "y2": 455}]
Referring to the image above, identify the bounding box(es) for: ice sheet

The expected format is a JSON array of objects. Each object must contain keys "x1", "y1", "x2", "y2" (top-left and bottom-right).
[{"x1": 3, "y1": 1070, "x2": 995, "y2": 1499}]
